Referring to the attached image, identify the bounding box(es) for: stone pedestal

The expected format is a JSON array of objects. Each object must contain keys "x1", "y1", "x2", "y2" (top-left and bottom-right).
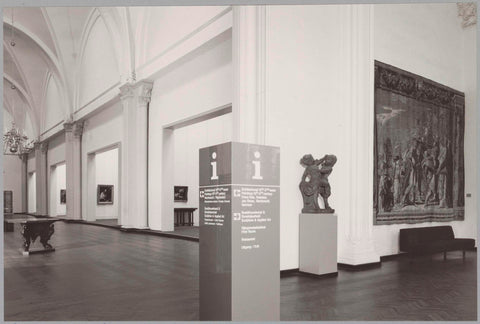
[{"x1": 299, "y1": 213, "x2": 337, "y2": 276}]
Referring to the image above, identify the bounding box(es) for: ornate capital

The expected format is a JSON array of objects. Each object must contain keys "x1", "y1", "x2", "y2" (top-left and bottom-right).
[
  {"x1": 119, "y1": 83, "x2": 135, "y2": 100},
  {"x1": 64, "y1": 122, "x2": 74, "y2": 133},
  {"x1": 137, "y1": 81, "x2": 153, "y2": 106},
  {"x1": 36, "y1": 141, "x2": 49, "y2": 153},
  {"x1": 119, "y1": 81, "x2": 153, "y2": 107},
  {"x1": 73, "y1": 121, "x2": 85, "y2": 138},
  {"x1": 458, "y1": 3, "x2": 477, "y2": 28}
]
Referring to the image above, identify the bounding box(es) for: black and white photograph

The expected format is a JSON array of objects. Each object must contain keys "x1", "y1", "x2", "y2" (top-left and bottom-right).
[
  {"x1": 1, "y1": 0, "x2": 477, "y2": 322},
  {"x1": 97, "y1": 185, "x2": 114, "y2": 205}
]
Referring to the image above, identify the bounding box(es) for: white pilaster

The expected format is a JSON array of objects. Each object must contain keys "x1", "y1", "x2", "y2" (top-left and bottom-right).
[
  {"x1": 19, "y1": 153, "x2": 28, "y2": 213},
  {"x1": 35, "y1": 141, "x2": 49, "y2": 216},
  {"x1": 65, "y1": 121, "x2": 84, "y2": 220},
  {"x1": 232, "y1": 6, "x2": 266, "y2": 144},
  {"x1": 338, "y1": 5, "x2": 380, "y2": 266},
  {"x1": 119, "y1": 81, "x2": 153, "y2": 229}
]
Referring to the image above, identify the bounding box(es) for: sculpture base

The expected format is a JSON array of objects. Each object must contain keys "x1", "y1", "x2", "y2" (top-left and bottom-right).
[{"x1": 299, "y1": 213, "x2": 337, "y2": 275}]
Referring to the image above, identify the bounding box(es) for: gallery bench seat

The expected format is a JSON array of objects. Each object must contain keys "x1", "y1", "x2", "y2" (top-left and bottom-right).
[{"x1": 399, "y1": 225, "x2": 475, "y2": 260}]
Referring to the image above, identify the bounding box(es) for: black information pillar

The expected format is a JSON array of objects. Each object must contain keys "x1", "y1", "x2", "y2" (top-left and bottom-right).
[{"x1": 199, "y1": 142, "x2": 280, "y2": 321}]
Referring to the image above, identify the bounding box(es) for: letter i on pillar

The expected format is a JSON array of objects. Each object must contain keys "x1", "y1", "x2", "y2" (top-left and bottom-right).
[
  {"x1": 252, "y1": 151, "x2": 263, "y2": 180},
  {"x1": 211, "y1": 152, "x2": 219, "y2": 180}
]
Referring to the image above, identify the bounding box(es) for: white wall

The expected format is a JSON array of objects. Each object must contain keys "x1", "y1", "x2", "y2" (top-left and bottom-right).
[
  {"x1": 47, "y1": 133, "x2": 65, "y2": 216},
  {"x1": 265, "y1": 4, "x2": 476, "y2": 270},
  {"x1": 149, "y1": 30, "x2": 232, "y2": 230},
  {"x1": 81, "y1": 100, "x2": 123, "y2": 221},
  {"x1": 28, "y1": 171, "x2": 36, "y2": 213},
  {"x1": 95, "y1": 148, "x2": 119, "y2": 219},
  {"x1": 173, "y1": 113, "x2": 232, "y2": 225},
  {"x1": 372, "y1": 3, "x2": 477, "y2": 256},
  {"x1": 3, "y1": 155, "x2": 23, "y2": 213},
  {"x1": 77, "y1": 12, "x2": 120, "y2": 110},
  {"x1": 266, "y1": 5, "x2": 353, "y2": 270},
  {"x1": 137, "y1": 6, "x2": 228, "y2": 67},
  {"x1": 44, "y1": 75, "x2": 65, "y2": 132}
]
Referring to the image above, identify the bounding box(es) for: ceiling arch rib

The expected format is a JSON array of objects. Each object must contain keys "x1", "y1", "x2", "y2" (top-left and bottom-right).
[
  {"x1": 97, "y1": 7, "x2": 131, "y2": 80},
  {"x1": 3, "y1": 74, "x2": 40, "y2": 136},
  {"x1": 3, "y1": 21, "x2": 68, "y2": 105},
  {"x1": 75, "y1": 8, "x2": 122, "y2": 109},
  {"x1": 40, "y1": 7, "x2": 73, "y2": 112},
  {"x1": 3, "y1": 40, "x2": 34, "y2": 106}
]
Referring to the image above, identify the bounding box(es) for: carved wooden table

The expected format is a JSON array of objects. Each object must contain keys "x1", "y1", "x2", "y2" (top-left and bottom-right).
[
  {"x1": 6, "y1": 217, "x2": 60, "y2": 255},
  {"x1": 174, "y1": 208, "x2": 197, "y2": 226}
]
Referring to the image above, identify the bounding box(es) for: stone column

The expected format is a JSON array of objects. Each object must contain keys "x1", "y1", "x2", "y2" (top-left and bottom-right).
[
  {"x1": 232, "y1": 6, "x2": 266, "y2": 144},
  {"x1": 119, "y1": 81, "x2": 153, "y2": 229},
  {"x1": 338, "y1": 5, "x2": 380, "y2": 266},
  {"x1": 65, "y1": 121, "x2": 84, "y2": 220},
  {"x1": 19, "y1": 153, "x2": 28, "y2": 213},
  {"x1": 35, "y1": 141, "x2": 48, "y2": 216}
]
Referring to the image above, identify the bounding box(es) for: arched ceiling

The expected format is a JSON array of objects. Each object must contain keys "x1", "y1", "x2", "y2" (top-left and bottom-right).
[{"x1": 3, "y1": 7, "x2": 96, "y2": 138}]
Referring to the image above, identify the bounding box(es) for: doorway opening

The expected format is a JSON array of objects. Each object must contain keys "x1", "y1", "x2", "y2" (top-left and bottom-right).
[
  {"x1": 86, "y1": 145, "x2": 120, "y2": 226},
  {"x1": 28, "y1": 171, "x2": 36, "y2": 214},
  {"x1": 162, "y1": 105, "x2": 232, "y2": 237},
  {"x1": 49, "y1": 162, "x2": 66, "y2": 217}
]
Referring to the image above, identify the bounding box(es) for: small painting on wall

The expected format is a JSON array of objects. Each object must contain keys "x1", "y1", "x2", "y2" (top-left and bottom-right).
[
  {"x1": 60, "y1": 189, "x2": 66, "y2": 204},
  {"x1": 97, "y1": 185, "x2": 114, "y2": 205},
  {"x1": 174, "y1": 186, "x2": 188, "y2": 202}
]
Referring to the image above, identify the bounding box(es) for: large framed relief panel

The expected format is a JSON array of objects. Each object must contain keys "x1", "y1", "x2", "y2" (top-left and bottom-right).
[{"x1": 374, "y1": 61, "x2": 465, "y2": 225}]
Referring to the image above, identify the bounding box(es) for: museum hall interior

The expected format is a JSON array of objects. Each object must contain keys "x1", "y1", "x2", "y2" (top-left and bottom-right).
[{"x1": 2, "y1": 2, "x2": 478, "y2": 321}]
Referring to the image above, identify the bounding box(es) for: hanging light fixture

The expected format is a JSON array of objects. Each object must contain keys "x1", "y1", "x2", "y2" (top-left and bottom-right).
[{"x1": 3, "y1": 122, "x2": 35, "y2": 155}]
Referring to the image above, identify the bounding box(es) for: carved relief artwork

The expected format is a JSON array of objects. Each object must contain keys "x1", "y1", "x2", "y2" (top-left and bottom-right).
[
  {"x1": 374, "y1": 61, "x2": 465, "y2": 225},
  {"x1": 299, "y1": 154, "x2": 337, "y2": 214}
]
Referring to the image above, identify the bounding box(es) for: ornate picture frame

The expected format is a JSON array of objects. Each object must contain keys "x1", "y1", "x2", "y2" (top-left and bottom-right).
[
  {"x1": 97, "y1": 185, "x2": 114, "y2": 205},
  {"x1": 174, "y1": 186, "x2": 188, "y2": 202}
]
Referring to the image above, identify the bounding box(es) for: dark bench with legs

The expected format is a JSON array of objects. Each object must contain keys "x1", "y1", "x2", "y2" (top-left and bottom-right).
[{"x1": 399, "y1": 225, "x2": 475, "y2": 260}]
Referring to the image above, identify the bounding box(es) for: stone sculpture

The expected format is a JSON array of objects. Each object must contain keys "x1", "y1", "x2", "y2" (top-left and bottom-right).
[{"x1": 299, "y1": 154, "x2": 337, "y2": 213}]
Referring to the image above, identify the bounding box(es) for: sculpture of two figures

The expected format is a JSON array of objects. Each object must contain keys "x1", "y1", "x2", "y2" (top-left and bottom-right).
[{"x1": 299, "y1": 154, "x2": 337, "y2": 213}]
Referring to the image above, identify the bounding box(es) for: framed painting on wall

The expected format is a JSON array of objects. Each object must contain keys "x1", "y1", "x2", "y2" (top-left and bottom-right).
[
  {"x1": 174, "y1": 186, "x2": 188, "y2": 202},
  {"x1": 97, "y1": 185, "x2": 114, "y2": 205},
  {"x1": 60, "y1": 189, "x2": 66, "y2": 204},
  {"x1": 373, "y1": 61, "x2": 465, "y2": 225}
]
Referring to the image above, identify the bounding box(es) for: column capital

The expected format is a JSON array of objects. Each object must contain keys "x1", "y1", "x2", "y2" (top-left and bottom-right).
[
  {"x1": 64, "y1": 121, "x2": 74, "y2": 133},
  {"x1": 457, "y1": 3, "x2": 477, "y2": 28},
  {"x1": 35, "y1": 141, "x2": 49, "y2": 153},
  {"x1": 73, "y1": 121, "x2": 85, "y2": 138},
  {"x1": 119, "y1": 80, "x2": 154, "y2": 106}
]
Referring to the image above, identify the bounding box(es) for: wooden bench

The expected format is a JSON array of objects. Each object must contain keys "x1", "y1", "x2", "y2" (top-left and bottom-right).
[
  {"x1": 174, "y1": 208, "x2": 197, "y2": 226},
  {"x1": 399, "y1": 226, "x2": 475, "y2": 260}
]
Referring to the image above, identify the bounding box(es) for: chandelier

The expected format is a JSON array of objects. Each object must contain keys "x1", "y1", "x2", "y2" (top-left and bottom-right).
[{"x1": 3, "y1": 122, "x2": 35, "y2": 155}]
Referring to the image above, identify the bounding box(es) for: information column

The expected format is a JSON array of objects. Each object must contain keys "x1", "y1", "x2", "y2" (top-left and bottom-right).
[{"x1": 199, "y1": 142, "x2": 280, "y2": 321}]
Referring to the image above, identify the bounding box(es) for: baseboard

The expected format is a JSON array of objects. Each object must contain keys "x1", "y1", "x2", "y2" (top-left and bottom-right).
[
  {"x1": 298, "y1": 271, "x2": 338, "y2": 278},
  {"x1": 280, "y1": 268, "x2": 299, "y2": 277},
  {"x1": 338, "y1": 261, "x2": 381, "y2": 271}
]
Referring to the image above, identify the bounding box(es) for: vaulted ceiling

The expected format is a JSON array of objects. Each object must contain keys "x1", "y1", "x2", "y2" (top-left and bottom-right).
[{"x1": 3, "y1": 7, "x2": 95, "y2": 138}]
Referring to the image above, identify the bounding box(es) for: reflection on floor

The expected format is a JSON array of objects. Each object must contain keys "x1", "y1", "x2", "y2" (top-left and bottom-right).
[
  {"x1": 4, "y1": 221, "x2": 477, "y2": 321},
  {"x1": 93, "y1": 219, "x2": 119, "y2": 227},
  {"x1": 168, "y1": 226, "x2": 199, "y2": 239}
]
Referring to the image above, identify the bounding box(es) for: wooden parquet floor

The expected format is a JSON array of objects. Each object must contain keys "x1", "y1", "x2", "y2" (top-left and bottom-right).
[{"x1": 4, "y1": 221, "x2": 477, "y2": 321}]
